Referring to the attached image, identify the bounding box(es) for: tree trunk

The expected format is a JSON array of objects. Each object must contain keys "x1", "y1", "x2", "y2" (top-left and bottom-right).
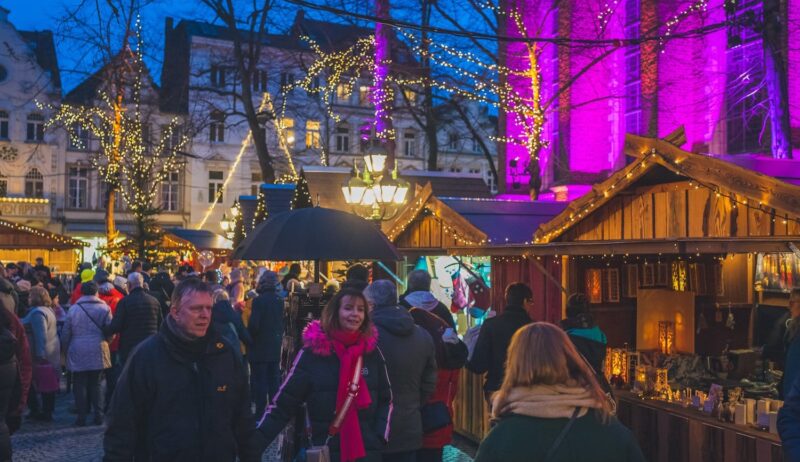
[
  {"x1": 375, "y1": 0, "x2": 396, "y2": 169},
  {"x1": 105, "y1": 188, "x2": 117, "y2": 245},
  {"x1": 527, "y1": 44, "x2": 544, "y2": 200},
  {"x1": 763, "y1": 0, "x2": 792, "y2": 159}
]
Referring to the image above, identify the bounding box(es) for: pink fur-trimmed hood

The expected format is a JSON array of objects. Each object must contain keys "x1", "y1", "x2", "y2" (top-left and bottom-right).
[{"x1": 302, "y1": 320, "x2": 378, "y2": 356}]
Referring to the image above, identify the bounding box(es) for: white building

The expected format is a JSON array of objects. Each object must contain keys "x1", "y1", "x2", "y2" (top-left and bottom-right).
[
  {"x1": 0, "y1": 7, "x2": 63, "y2": 233},
  {"x1": 160, "y1": 12, "x2": 498, "y2": 231}
]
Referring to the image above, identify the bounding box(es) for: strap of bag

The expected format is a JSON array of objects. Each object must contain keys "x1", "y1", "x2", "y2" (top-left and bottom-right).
[
  {"x1": 543, "y1": 406, "x2": 581, "y2": 462},
  {"x1": 76, "y1": 302, "x2": 105, "y2": 333},
  {"x1": 326, "y1": 354, "x2": 363, "y2": 439}
]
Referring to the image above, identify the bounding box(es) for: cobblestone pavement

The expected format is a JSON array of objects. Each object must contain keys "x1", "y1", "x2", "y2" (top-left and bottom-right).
[{"x1": 11, "y1": 390, "x2": 475, "y2": 461}]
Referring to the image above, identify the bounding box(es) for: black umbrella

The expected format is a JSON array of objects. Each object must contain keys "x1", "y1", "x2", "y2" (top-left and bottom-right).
[{"x1": 232, "y1": 207, "x2": 401, "y2": 263}]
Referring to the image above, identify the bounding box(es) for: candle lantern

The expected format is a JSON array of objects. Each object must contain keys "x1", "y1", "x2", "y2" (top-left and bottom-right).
[
  {"x1": 635, "y1": 365, "x2": 648, "y2": 392},
  {"x1": 658, "y1": 321, "x2": 675, "y2": 355},
  {"x1": 605, "y1": 348, "x2": 628, "y2": 386},
  {"x1": 655, "y1": 368, "x2": 669, "y2": 396}
]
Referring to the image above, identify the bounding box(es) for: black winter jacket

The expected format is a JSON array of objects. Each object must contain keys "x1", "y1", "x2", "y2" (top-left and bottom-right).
[
  {"x1": 371, "y1": 305, "x2": 437, "y2": 453},
  {"x1": 247, "y1": 289, "x2": 284, "y2": 363},
  {"x1": 103, "y1": 319, "x2": 264, "y2": 462},
  {"x1": 466, "y1": 305, "x2": 532, "y2": 392},
  {"x1": 259, "y1": 321, "x2": 392, "y2": 462},
  {"x1": 104, "y1": 287, "x2": 163, "y2": 361},
  {"x1": 212, "y1": 300, "x2": 252, "y2": 350}
]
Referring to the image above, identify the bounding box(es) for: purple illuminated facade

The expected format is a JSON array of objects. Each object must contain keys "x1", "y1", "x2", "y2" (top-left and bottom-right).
[{"x1": 499, "y1": 0, "x2": 800, "y2": 197}]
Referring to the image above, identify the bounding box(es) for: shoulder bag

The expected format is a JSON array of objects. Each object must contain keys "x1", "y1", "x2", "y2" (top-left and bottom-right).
[
  {"x1": 304, "y1": 354, "x2": 363, "y2": 462},
  {"x1": 543, "y1": 406, "x2": 581, "y2": 462}
]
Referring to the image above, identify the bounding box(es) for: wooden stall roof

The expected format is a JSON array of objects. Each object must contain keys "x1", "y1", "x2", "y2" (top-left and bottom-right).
[
  {"x1": 532, "y1": 132, "x2": 800, "y2": 251},
  {"x1": 384, "y1": 183, "x2": 488, "y2": 252},
  {"x1": 0, "y1": 219, "x2": 86, "y2": 250}
]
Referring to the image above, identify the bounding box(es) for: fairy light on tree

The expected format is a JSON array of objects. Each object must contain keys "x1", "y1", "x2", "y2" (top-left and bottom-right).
[{"x1": 46, "y1": 26, "x2": 189, "y2": 260}]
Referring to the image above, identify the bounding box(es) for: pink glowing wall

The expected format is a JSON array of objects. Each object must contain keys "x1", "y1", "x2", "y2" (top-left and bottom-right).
[
  {"x1": 503, "y1": 0, "x2": 800, "y2": 195},
  {"x1": 655, "y1": 0, "x2": 728, "y2": 153}
]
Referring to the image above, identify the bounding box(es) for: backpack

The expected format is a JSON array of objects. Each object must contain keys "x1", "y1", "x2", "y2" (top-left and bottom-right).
[
  {"x1": 409, "y1": 307, "x2": 468, "y2": 370},
  {"x1": 0, "y1": 325, "x2": 18, "y2": 364}
]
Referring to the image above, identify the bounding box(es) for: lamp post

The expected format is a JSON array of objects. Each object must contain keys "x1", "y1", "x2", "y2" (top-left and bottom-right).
[
  {"x1": 342, "y1": 146, "x2": 409, "y2": 221},
  {"x1": 219, "y1": 200, "x2": 240, "y2": 240}
]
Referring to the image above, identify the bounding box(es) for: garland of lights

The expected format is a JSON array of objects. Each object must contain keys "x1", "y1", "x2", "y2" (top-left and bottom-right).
[
  {"x1": 0, "y1": 219, "x2": 86, "y2": 249},
  {"x1": 535, "y1": 149, "x2": 800, "y2": 244}
]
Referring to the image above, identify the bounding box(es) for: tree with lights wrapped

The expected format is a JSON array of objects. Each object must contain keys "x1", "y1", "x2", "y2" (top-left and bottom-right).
[{"x1": 47, "y1": 43, "x2": 188, "y2": 261}]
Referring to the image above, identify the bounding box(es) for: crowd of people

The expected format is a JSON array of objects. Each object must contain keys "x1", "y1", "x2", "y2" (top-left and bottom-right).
[{"x1": 2, "y1": 256, "x2": 799, "y2": 461}]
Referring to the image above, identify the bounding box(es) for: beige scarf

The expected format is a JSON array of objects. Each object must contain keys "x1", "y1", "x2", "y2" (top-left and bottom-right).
[{"x1": 492, "y1": 384, "x2": 603, "y2": 419}]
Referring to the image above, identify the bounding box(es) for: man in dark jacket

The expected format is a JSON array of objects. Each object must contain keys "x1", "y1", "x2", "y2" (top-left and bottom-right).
[
  {"x1": 103, "y1": 277, "x2": 264, "y2": 462},
  {"x1": 561, "y1": 293, "x2": 611, "y2": 392},
  {"x1": 400, "y1": 270, "x2": 456, "y2": 329},
  {"x1": 365, "y1": 280, "x2": 437, "y2": 462},
  {"x1": 247, "y1": 270, "x2": 284, "y2": 417},
  {"x1": 466, "y1": 282, "x2": 533, "y2": 405},
  {"x1": 0, "y1": 275, "x2": 18, "y2": 317},
  {"x1": 103, "y1": 272, "x2": 163, "y2": 364}
]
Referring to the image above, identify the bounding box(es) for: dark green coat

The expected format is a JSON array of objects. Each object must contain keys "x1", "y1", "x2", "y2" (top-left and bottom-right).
[{"x1": 474, "y1": 411, "x2": 645, "y2": 462}]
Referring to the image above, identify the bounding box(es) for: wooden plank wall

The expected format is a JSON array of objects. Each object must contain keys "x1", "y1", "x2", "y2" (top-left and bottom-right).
[
  {"x1": 563, "y1": 181, "x2": 800, "y2": 241},
  {"x1": 395, "y1": 215, "x2": 466, "y2": 248}
]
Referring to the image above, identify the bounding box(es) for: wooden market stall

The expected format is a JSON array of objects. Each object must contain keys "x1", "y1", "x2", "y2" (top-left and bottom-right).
[
  {"x1": 384, "y1": 183, "x2": 568, "y2": 442},
  {"x1": 518, "y1": 132, "x2": 800, "y2": 462},
  {"x1": 0, "y1": 218, "x2": 86, "y2": 272}
]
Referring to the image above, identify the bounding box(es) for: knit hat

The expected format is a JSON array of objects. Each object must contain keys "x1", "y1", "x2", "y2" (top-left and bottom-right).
[
  {"x1": 80, "y1": 269, "x2": 95, "y2": 283},
  {"x1": 258, "y1": 270, "x2": 279, "y2": 290},
  {"x1": 114, "y1": 275, "x2": 128, "y2": 288},
  {"x1": 94, "y1": 269, "x2": 112, "y2": 284}
]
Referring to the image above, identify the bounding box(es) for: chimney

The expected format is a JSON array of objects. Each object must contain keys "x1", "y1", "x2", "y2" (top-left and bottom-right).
[
  {"x1": 261, "y1": 184, "x2": 296, "y2": 216},
  {"x1": 0, "y1": 7, "x2": 10, "y2": 23}
]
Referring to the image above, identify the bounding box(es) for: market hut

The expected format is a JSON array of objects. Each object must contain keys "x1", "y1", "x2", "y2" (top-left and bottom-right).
[
  {"x1": 526, "y1": 131, "x2": 800, "y2": 462},
  {"x1": 0, "y1": 218, "x2": 86, "y2": 272}
]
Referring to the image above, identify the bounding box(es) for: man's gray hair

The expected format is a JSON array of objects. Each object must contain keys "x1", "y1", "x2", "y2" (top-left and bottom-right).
[
  {"x1": 363, "y1": 279, "x2": 398, "y2": 307},
  {"x1": 128, "y1": 272, "x2": 144, "y2": 289},
  {"x1": 406, "y1": 270, "x2": 432, "y2": 292}
]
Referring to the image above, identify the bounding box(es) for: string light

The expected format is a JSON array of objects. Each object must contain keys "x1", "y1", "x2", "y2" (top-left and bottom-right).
[{"x1": 43, "y1": 18, "x2": 187, "y2": 259}]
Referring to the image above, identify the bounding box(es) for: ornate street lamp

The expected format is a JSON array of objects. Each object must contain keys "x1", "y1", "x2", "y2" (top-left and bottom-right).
[
  {"x1": 342, "y1": 145, "x2": 409, "y2": 221},
  {"x1": 219, "y1": 200, "x2": 240, "y2": 240}
]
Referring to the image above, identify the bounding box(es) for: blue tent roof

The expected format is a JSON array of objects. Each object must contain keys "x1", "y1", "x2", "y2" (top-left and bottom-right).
[
  {"x1": 440, "y1": 198, "x2": 568, "y2": 244},
  {"x1": 168, "y1": 228, "x2": 232, "y2": 250}
]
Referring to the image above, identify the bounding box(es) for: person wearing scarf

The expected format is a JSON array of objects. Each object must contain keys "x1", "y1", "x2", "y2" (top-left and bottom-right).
[
  {"x1": 258, "y1": 288, "x2": 392, "y2": 462},
  {"x1": 475, "y1": 322, "x2": 645, "y2": 462}
]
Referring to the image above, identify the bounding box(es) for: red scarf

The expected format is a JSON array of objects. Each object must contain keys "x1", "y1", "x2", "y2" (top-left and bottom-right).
[{"x1": 329, "y1": 330, "x2": 372, "y2": 462}]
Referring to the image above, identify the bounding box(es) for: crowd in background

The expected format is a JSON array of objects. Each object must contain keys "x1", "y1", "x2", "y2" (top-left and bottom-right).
[{"x1": 0, "y1": 256, "x2": 653, "y2": 462}]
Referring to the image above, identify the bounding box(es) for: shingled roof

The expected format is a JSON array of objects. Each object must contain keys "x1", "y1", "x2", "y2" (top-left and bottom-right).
[
  {"x1": 18, "y1": 30, "x2": 61, "y2": 92},
  {"x1": 160, "y1": 10, "x2": 417, "y2": 114}
]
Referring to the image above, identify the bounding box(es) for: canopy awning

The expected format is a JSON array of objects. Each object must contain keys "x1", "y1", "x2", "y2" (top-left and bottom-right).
[{"x1": 167, "y1": 228, "x2": 232, "y2": 251}]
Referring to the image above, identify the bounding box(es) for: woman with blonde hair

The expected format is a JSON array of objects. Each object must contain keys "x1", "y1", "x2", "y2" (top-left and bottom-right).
[{"x1": 474, "y1": 322, "x2": 644, "y2": 462}]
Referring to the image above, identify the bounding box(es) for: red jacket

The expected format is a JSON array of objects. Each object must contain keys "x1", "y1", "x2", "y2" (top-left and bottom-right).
[
  {"x1": 423, "y1": 369, "x2": 460, "y2": 448},
  {"x1": 408, "y1": 307, "x2": 461, "y2": 448},
  {"x1": 99, "y1": 289, "x2": 124, "y2": 353}
]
